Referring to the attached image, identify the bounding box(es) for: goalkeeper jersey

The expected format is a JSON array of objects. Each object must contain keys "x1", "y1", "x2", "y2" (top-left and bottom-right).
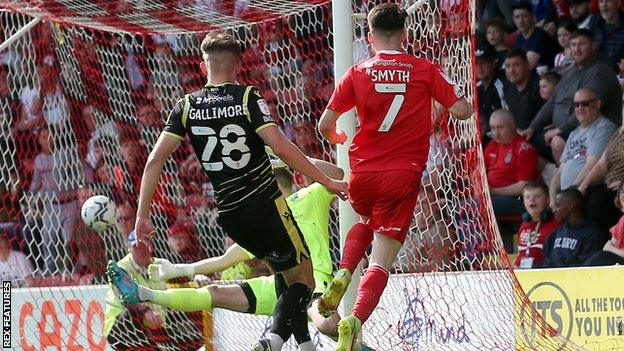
[
  {"x1": 163, "y1": 83, "x2": 280, "y2": 214},
  {"x1": 241, "y1": 183, "x2": 335, "y2": 282}
]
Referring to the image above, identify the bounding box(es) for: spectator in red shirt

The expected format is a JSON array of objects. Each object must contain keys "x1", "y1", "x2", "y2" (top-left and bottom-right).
[
  {"x1": 485, "y1": 109, "x2": 540, "y2": 217},
  {"x1": 514, "y1": 181, "x2": 559, "y2": 269},
  {"x1": 585, "y1": 182, "x2": 624, "y2": 265}
]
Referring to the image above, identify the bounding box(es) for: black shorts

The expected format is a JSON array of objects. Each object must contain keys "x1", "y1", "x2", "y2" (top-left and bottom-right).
[{"x1": 219, "y1": 196, "x2": 310, "y2": 272}]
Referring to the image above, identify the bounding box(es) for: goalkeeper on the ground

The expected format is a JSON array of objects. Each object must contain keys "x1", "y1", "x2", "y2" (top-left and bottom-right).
[{"x1": 109, "y1": 154, "x2": 373, "y2": 350}]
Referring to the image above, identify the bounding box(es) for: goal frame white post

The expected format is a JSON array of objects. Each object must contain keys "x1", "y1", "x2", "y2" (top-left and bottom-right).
[{"x1": 331, "y1": 0, "x2": 360, "y2": 318}]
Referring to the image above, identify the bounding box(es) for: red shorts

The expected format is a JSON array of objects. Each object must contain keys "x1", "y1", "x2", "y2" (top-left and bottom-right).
[{"x1": 348, "y1": 169, "x2": 422, "y2": 242}]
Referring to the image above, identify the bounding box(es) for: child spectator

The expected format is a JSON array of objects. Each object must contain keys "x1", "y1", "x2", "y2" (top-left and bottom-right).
[
  {"x1": 538, "y1": 71, "x2": 561, "y2": 101},
  {"x1": 514, "y1": 181, "x2": 558, "y2": 269},
  {"x1": 484, "y1": 18, "x2": 510, "y2": 69},
  {"x1": 553, "y1": 20, "x2": 577, "y2": 73},
  {"x1": 541, "y1": 189, "x2": 604, "y2": 267},
  {"x1": 584, "y1": 183, "x2": 624, "y2": 265}
]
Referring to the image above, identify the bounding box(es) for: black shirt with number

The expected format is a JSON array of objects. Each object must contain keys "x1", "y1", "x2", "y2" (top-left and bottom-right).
[{"x1": 163, "y1": 83, "x2": 280, "y2": 214}]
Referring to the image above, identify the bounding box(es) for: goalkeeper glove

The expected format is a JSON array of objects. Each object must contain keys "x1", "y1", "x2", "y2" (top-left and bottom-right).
[{"x1": 148, "y1": 258, "x2": 194, "y2": 281}]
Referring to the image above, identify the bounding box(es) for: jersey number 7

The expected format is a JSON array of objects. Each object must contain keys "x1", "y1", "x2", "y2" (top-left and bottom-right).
[
  {"x1": 375, "y1": 83, "x2": 406, "y2": 132},
  {"x1": 191, "y1": 124, "x2": 250, "y2": 171}
]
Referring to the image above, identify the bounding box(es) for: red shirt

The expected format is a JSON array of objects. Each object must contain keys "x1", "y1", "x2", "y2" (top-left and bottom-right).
[
  {"x1": 610, "y1": 215, "x2": 624, "y2": 250},
  {"x1": 484, "y1": 135, "x2": 538, "y2": 188},
  {"x1": 327, "y1": 50, "x2": 462, "y2": 172},
  {"x1": 515, "y1": 218, "x2": 559, "y2": 268}
]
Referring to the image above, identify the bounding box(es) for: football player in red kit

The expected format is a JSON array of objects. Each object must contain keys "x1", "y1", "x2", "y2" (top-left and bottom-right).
[{"x1": 317, "y1": 3, "x2": 473, "y2": 350}]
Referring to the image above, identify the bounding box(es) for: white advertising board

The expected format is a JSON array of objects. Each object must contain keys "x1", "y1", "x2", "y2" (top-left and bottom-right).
[
  {"x1": 9, "y1": 285, "x2": 112, "y2": 351},
  {"x1": 212, "y1": 271, "x2": 516, "y2": 351}
]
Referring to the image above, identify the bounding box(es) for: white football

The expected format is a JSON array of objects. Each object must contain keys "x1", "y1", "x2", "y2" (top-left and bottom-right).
[{"x1": 81, "y1": 195, "x2": 117, "y2": 232}]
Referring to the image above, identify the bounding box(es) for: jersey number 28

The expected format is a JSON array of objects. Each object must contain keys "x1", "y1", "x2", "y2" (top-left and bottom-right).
[{"x1": 191, "y1": 124, "x2": 250, "y2": 171}]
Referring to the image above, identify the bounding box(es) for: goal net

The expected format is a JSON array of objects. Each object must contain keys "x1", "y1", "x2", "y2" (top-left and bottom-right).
[{"x1": 0, "y1": 0, "x2": 582, "y2": 350}]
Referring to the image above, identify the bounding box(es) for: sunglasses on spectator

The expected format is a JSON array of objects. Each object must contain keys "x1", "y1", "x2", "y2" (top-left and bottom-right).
[{"x1": 573, "y1": 99, "x2": 596, "y2": 108}]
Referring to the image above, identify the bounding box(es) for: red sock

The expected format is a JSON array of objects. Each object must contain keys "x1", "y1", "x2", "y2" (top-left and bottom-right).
[
  {"x1": 339, "y1": 222, "x2": 374, "y2": 273},
  {"x1": 352, "y1": 265, "x2": 389, "y2": 323}
]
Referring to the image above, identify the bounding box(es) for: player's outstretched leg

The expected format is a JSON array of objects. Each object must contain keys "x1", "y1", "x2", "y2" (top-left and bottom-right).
[
  {"x1": 317, "y1": 268, "x2": 351, "y2": 318},
  {"x1": 106, "y1": 260, "x2": 140, "y2": 304},
  {"x1": 335, "y1": 315, "x2": 362, "y2": 351}
]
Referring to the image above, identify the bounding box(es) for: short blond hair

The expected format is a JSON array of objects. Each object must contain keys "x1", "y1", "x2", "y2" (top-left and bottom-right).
[{"x1": 200, "y1": 32, "x2": 241, "y2": 61}]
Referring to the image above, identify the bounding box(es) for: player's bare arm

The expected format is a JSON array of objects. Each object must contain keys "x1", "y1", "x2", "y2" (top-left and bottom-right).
[
  {"x1": 135, "y1": 133, "x2": 179, "y2": 237},
  {"x1": 448, "y1": 97, "x2": 473, "y2": 120},
  {"x1": 318, "y1": 109, "x2": 347, "y2": 145},
  {"x1": 148, "y1": 244, "x2": 250, "y2": 281},
  {"x1": 258, "y1": 124, "x2": 348, "y2": 200},
  {"x1": 309, "y1": 157, "x2": 345, "y2": 180}
]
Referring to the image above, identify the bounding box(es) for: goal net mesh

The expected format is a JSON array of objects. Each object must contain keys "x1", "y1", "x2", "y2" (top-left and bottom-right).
[{"x1": 0, "y1": 0, "x2": 583, "y2": 350}]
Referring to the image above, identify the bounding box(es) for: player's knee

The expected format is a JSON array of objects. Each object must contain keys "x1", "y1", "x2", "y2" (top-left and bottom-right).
[
  {"x1": 296, "y1": 260, "x2": 315, "y2": 290},
  {"x1": 294, "y1": 278, "x2": 314, "y2": 293}
]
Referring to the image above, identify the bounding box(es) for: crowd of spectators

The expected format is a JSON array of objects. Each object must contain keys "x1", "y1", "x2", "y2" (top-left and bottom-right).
[
  {"x1": 477, "y1": 0, "x2": 624, "y2": 268},
  {"x1": 0, "y1": 3, "x2": 336, "y2": 288}
]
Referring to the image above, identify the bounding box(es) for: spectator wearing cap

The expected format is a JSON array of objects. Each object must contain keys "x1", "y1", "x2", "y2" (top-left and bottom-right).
[
  {"x1": 0, "y1": 234, "x2": 34, "y2": 287},
  {"x1": 512, "y1": 1, "x2": 556, "y2": 70},
  {"x1": 521, "y1": 29, "x2": 622, "y2": 164},
  {"x1": 104, "y1": 231, "x2": 204, "y2": 351},
  {"x1": 485, "y1": 109, "x2": 540, "y2": 218},
  {"x1": 591, "y1": 0, "x2": 624, "y2": 71},
  {"x1": 569, "y1": 0, "x2": 595, "y2": 29},
  {"x1": 477, "y1": 40, "x2": 507, "y2": 145},
  {"x1": 503, "y1": 49, "x2": 544, "y2": 130}
]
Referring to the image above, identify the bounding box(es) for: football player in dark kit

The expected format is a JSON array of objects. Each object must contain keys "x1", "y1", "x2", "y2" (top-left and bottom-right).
[{"x1": 108, "y1": 32, "x2": 348, "y2": 351}]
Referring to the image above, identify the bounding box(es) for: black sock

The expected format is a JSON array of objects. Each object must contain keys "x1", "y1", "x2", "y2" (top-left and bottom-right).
[
  {"x1": 270, "y1": 282, "x2": 312, "y2": 342},
  {"x1": 292, "y1": 299, "x2": 312, "y2": 344},
  {"x1": 275, "y1": 273, "x2": 288, "y2": 296}
]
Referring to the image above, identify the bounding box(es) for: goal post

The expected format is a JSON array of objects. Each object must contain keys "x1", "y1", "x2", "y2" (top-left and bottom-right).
[
  {"x1": 0, "y1": 0, "x2": 585, "y2": 350},
  {"x1": 331, "y1": 0, "x2": 360, "y2": 318}
]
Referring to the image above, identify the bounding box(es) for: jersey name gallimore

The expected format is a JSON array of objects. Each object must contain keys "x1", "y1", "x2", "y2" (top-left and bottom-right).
[
  {"x1": 188, "y1": 104, "x2": 245, "y2": 120},
  {"x1": 163, "y1": 83, "x2": 280, "y2": 213}
]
